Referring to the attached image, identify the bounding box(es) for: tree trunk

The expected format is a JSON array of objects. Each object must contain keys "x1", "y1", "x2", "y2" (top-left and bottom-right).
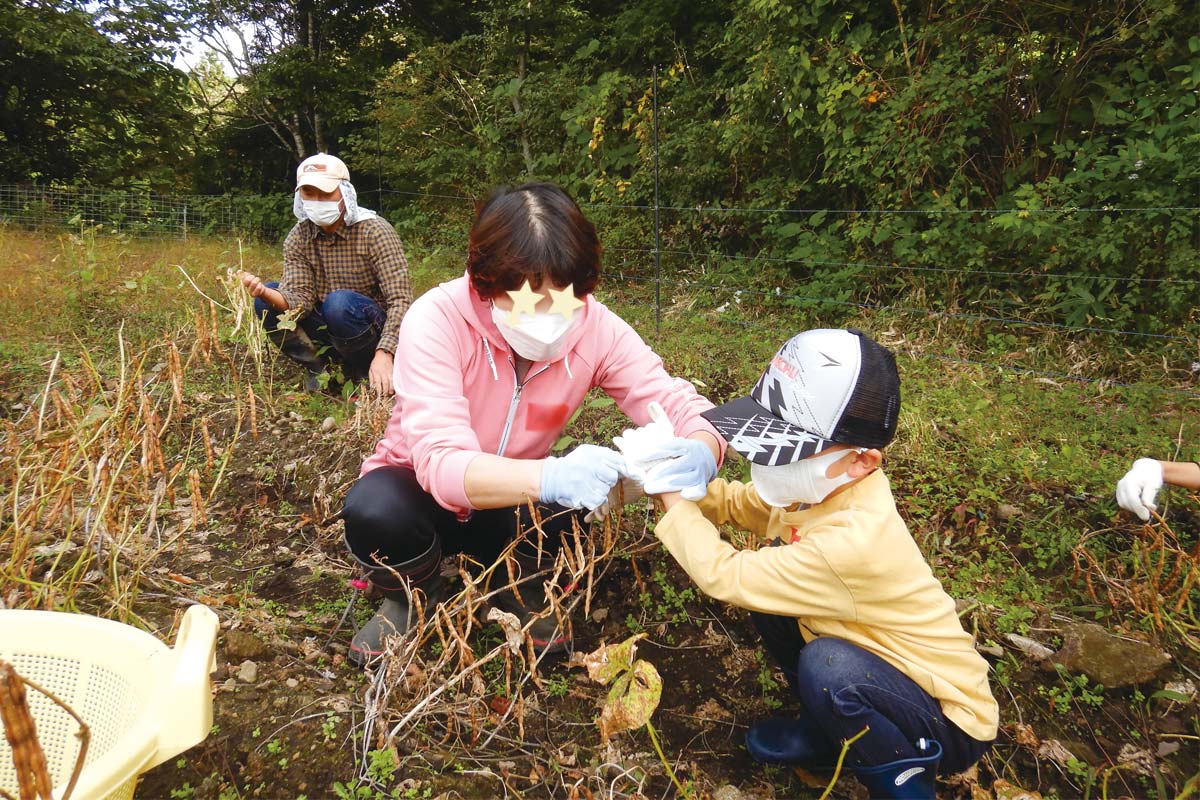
[{"x1": 512, "y1": 1, "x2": 535, "y2": 177}]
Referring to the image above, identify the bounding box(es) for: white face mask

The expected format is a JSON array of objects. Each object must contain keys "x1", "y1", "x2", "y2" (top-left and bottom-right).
[
  {"x1": 751, "y1": 447, "x2": 865, "y2": 508},
  {"x1": 490, "y1": 305, "x2": 577, "y2": 362},
  {"x1": 302, "y1": 199, "x2": 342, "y2": 227}
]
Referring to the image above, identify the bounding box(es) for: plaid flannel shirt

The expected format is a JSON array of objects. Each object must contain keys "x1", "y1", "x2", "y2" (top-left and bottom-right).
[{"x1": 279, "y1": 217, "x2": 412, "y2": 353}]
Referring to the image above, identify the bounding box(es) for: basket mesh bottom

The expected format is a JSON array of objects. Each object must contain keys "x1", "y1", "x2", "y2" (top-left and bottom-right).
[{"x1": 0, "y1": 652, "x2": 142, "y2": 799}]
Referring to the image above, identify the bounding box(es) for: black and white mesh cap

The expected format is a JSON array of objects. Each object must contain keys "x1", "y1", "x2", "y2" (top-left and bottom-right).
[{"x1": 701, "y1": 328, "x2": 900, "y2": 466}]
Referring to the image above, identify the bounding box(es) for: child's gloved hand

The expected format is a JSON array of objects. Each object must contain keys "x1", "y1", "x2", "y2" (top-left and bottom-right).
[
  {"x1": 641, "y1": 438, "x2": 718, "y2": 502},
  {"x1": 540, "y1": 445, "x2": 626, "y2": 511},
  {"x1": 612, "y1": 401, "x2": 676, "y2": 483},
  {"x1": 1115, "y1": 457, "x2": 1163, "y2": 522}
]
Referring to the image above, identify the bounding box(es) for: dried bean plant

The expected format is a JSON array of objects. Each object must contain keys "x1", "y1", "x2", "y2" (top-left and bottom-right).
[{"x1": 349, "y1": 498, "x2": 672, "y2": 799}]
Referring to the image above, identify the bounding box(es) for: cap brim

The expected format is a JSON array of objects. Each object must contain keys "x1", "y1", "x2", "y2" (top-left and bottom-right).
[
  {"x1": 701, "y1": 395, "x2": 837, "y2": 466},
  {"x1": 296, "y1": 174, "x2": 342, "y2": 193}
]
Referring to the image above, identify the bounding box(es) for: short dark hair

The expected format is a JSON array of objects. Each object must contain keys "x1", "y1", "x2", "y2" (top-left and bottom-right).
[{"x1": 467, "y1": 182, "x2": 602, "y2": 299}]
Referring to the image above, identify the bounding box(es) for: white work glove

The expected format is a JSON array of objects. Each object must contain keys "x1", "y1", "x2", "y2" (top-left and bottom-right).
[
  {"x1": 540, "y1": 445, "x2": 626, "y2": 511},
  {"x1": 1115, "y1": 458, "x2": 1163, "y2": 522},
  {"x1": 583, "y1": 475, "x2": 645, "y2": 523},
  {"x1": 587, "y1": 402, "x2": 678, "y2": 522},
  {"x1": 612, "y1": 401, "x2": 677, "y2": 483}
]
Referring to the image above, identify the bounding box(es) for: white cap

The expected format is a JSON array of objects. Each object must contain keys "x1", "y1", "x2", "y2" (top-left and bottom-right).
[{"x1": 295, "y1": 153, "x2": 350, "y2": 193}]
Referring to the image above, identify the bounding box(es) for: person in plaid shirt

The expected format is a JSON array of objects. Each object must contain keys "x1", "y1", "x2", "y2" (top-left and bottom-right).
[{"x1": 240, "y1": 153, "x2": 412, "y2": 394}]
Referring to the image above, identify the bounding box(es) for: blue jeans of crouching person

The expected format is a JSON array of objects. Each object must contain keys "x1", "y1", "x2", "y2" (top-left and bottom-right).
[
  {"x1": 750, "y1": 611, "x2": 993, "y2": 774},
  {"x1": 255, "y1": 282, "x2": 384, "y2": 382}
]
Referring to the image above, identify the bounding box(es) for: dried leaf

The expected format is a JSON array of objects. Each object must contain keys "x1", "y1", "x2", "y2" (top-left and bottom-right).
[
  {"x1": 1035, "y1": 739, "x2": 1078, "y2": 768},
  {"x1": 1011, "y1": 722, "x2": 1040, "y2": 749},
  {"x1": 486, "y1": 607, "x2": 524, "y2": 654},
  {"x1": 992, "y1": 779, "x2": 1042, "y2": 800},
  {"x1": 1006, "y1": 633, "x2": 1054, "y2": 660},
  {"x1": 598, "y1": 659, "x2": 661, "y2": 742},
  {"x1": 571, "y1": 633, "x2": 645, "y2": 686},
  {"x1": 1116, "y1": 744, "x2": 1156, "y2": 776}
]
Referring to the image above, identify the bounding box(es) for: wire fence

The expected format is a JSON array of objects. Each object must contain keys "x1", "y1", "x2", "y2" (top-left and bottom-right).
[
  {"x1": 0, "y1": 184, "x2": 290, "y2": 239},
  {"x1": 3, "y1": 181, "x2": 1196, "y2": 398}
]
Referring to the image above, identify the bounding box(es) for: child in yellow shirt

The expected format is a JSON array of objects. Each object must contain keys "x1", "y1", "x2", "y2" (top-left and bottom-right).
[{"x1": 638, "y1": 329, "x2": 997, "y2": 799}]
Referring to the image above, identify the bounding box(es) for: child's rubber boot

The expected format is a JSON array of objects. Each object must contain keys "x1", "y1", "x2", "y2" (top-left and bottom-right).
[
  {"x1": 745, "y1": 716, "x2": 839, "y2": 768},
  {"x1": 854, "y1": 738, "x2": 942, "y2": 799}
]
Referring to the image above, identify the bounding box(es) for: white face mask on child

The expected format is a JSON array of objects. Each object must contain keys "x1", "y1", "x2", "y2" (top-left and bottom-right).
[{"x1": 751, "y1": 447, "x2": 865, "y2": 508}]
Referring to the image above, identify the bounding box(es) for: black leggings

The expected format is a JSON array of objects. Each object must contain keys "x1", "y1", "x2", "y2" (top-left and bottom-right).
[{"x1": 342, "y1": 465, "x2": 584, "y2": 569}]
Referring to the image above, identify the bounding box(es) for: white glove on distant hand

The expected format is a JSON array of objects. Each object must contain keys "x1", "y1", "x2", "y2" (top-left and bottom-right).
[
  {"x1": 1115, "y1": 458, "x2": 1163, "y2": 522},
  {"x1": 612, "y1": 401, "x2": 677, "y2": 483}
]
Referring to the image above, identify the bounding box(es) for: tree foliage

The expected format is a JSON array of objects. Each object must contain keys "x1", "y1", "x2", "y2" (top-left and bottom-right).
[
  {"x1": 355, "y1": 0, "x2": 1197, "y2": 330},
  {"x1": 1, "y1": 0, "x2": 1195, "y2": 328},
  {"x1": 0, "y1": 0, "x2": 193, "y2": 188}
]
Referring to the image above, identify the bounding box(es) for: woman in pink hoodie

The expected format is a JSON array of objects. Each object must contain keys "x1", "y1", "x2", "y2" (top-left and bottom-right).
[{"x1": 342, "y1": 182, "x2": 724, "y2": 666}]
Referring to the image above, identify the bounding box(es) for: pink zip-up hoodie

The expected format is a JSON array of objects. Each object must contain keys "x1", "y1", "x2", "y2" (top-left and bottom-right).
[{"x1": 362, "y1": 274, "x2": 725, "y2": 515}]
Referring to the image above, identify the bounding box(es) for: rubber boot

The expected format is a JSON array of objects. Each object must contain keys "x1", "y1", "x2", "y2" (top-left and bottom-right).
[
  {"x1": 745, "y1": 716, "x2": 839, "y2": 768},
  {"x1": 330, "y1": 326, "x2": 380, "y2": 386},
  {"x1": 854, "y1": 738, "x2": 942, "y2": 799},
  {"x1": 267, "y1": 328, "x2": 327, "y2": 392},
  {"x1": 492, "y1": 549, "x2": 571, "y2": 654},
  {"x1": 347, "y1": 539, "x2": 445, "y2": 667}
]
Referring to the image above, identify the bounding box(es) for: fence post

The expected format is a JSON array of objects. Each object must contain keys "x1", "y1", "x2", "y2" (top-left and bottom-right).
[
  {"x1": 652, "y1": 64, "x2": 662, "y2": 336},
  {"x1": 182, "y1": 203, "x2": 189, "y2": 239}
]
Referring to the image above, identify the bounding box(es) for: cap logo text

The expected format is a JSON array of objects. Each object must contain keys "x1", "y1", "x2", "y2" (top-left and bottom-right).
[{"x1": 771, "y1": 356, "x2": 798, "y2": 380}]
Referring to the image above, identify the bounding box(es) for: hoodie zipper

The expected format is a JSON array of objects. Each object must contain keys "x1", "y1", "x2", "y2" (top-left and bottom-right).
[{"x1": 496, "y1": 357, "x2": 550, "y2": 457}]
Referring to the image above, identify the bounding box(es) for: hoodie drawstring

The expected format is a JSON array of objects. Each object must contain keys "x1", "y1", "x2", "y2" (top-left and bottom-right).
[{"x1": 482, "y1": 336, "x2": 498, "y2": 381}]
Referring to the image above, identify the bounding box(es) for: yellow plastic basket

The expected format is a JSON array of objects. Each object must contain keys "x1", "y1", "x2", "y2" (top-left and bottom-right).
[{"x1": 0, "y1": 604, "x2": 218, "y2": 800}]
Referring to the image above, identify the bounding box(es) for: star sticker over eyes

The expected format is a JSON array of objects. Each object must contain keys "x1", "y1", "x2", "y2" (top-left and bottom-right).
[
  {"x1": 548, "y1": 284, "x2": 584, "y2": 321},
  {"x1": 503, "y1": 279, "x2": 541, "y2": 327}
]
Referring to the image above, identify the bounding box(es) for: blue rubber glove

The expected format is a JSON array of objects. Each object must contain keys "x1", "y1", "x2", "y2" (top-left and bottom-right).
[
  {"x1": 540, "y1": 445, "x2": 627, "y2": 511},
  {"x1": 642, "y1": 438, "x2": 718, "y2": 502}
]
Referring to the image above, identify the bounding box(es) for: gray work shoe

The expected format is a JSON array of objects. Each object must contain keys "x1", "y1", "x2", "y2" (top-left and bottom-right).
[
  {"x1": 302, "y1": 370, "x2": 324, "y2": 393},
  {"x1": 348, "y1": 580, "x2": 446, "y2": 667}
]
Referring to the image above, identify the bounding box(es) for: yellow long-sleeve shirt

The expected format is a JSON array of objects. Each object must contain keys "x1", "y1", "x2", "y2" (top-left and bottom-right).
[{"x1": 654, "y1": 469, "x2": 999, "y2": 742}]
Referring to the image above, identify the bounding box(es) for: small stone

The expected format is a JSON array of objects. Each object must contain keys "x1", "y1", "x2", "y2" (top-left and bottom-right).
[
  {"x1": 1162, "y1": 679, "x2": 1197, "y2": 701},
  {"x1": 237, "y1": 660, "x2": 258, "y2": 683},
  {"x1": 1156, "y1": 741, "x2": 1180, "y2": 758},
  {"x1": 1053, "y1": 623, "x2": 1171, "y2": 687},
  {"x1": 224, "y1": 629, "x2": 271, "y2": 661},
  {"x1": 997, "y1": 503, "x2": 1019, "y2": 520},
  {"x1": 321, "y1": 416, "x2": 336, "y2": 433},
  {"x1": 712, "y1": 787, "x2": 744, "y2": 800},
  {"x1": 286, "y1": 678, "x2": 300, "y2": 689}
]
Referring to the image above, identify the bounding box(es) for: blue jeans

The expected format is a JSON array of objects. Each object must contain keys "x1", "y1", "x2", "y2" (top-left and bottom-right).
[
  {"x1": 256, "y1": 282, "x2": 385, "y2": 376},
  {"x1": 751, "y1": 612, "x2": 993, "y2": 773}
]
